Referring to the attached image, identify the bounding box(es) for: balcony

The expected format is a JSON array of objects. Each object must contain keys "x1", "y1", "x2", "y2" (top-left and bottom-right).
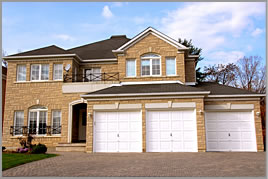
[
  {"x1": 64, "y1": 72, "x2": 120, "y2": 82},
  {"x1": 10, "y1": 126, "x2": 61, "y2": 136},
  {"x1": 62, "y1": 72, "x2": 120, "y2": 93}
]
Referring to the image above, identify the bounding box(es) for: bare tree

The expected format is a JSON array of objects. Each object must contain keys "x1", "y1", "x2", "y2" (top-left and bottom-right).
[
  {"x1": 236, "y1": 56, "x2": 266, "y2": 93},
  {"x1": 204, "y1": 63, "x2": 238, "y2": 86}
]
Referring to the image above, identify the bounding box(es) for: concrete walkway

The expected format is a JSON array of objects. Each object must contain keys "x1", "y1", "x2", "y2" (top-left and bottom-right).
[{"x1": 2, "y1": 152, "x2": 266, "y2": 177}]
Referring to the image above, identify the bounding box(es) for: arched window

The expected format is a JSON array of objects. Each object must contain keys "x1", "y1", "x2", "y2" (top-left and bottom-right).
[
  {"x1": 28, "y1": 106, "x2": 48, "y2": 135},
  {"x1": 141, "y1": 53, "x2": 161, "y2": 76}
]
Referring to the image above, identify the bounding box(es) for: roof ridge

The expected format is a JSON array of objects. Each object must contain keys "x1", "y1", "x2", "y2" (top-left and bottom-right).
[{"x1": 68, "y1": 36, "x2": 131, "y2": 51}]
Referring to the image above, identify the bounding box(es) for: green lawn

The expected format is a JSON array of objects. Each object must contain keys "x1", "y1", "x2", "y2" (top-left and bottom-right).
[{"x1": 2, "y1": 153, "x2": 58, "y2": 171}]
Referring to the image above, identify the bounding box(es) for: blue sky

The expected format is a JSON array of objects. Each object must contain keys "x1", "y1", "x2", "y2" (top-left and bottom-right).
[{"x1": 2, "y1": 2, "x2": 266, "y2": 69}]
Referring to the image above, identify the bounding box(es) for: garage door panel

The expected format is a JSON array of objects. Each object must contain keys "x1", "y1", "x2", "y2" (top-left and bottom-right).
[
  {"x1": 160, "y1": 141, "x2": 171, "y2": 151},
  {"x1": 184, "y1": 141, "x2": 196, "y2": 151},
  {"x1": 107, "y1": 122, "x2": 117, "y2": 131},
  {"x1": 171, "y1": 121, "x2": 183, "y2": 130},
  {"x1": 184, "y1": 131, "x2": 195, "y2": 140},
  {"x1": 230, "y1": 132, "x2": 241, "y2": 140},
  {"x1": 160, "y1": 131, "x2": 171, "y2": 140},
  {"x1": 95, "y1": 132, "x2": 107, "y2": 141},
  {"x1": 218, "y1": 141, "x2": 230, "y2": 150},
  {"x1": 107, "y1": 132, "x2": 118, "y2": 141},
  {"x1": 118, "y1": 122, "x2": 128, "y2": 131},
  {"x1": 172, "y1": 142, "x2": 183, "y2": 151},
  {"x1": 147, "y1": 110, "x2": 197, "y2": 152},
  {"x1": 172, "y1": 131, "x2": 183, "y2": 140},
  {"x1": 205, "y1": 111, "x2": 256, "y2": 152},
  {"x1": 183, "y1": 121, "x2": 195, "y2": 130},
  {"x1": 159, "y1": 111, "x2": 169, "y2": 120},
  {"x1": 241, "y1": 132, "x2": 254, "y2": 140},
  {"x1": 94, "y1": 111, "x2": 142, "y2": 152},
  {"x1": 207, "y1": 132, "x2": 218, "y2": 139}
]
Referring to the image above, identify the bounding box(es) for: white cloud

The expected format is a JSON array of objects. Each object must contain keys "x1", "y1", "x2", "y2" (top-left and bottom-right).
[
  {"x1": 204, "y1": 50, "x2": 245, "y2": 66},
  {"x1": 160, "y1": 2, "x2": 265, "y2": 53},
  {"x1": 54, "y1": 34, "x2": 75, "y2": 41},
  {"x1": 251, "y1": 28, "x2": 263, "y2": 37},
  {"x1": 102, "y1": 5, "x2": 113, "y2": 19}
]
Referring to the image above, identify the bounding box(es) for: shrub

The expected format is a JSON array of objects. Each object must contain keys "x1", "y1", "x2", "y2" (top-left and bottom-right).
[
  {"x1": 2, "y1": 146, "x2": 6, "y2": 151},
  {"x1": 31, "y1": 143, "x2": 47, "y2": 154}
]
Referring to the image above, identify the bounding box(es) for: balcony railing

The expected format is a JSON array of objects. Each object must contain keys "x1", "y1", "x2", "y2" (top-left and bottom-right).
[
  {"x1": 10, "y1": 126, "x2": 61, "y2": 136},
  {"x1": 64, "y1": 72, "x2": 120, "y2": 82}
]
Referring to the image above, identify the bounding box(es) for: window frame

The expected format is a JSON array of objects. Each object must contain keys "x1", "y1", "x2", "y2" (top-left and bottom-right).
[
  {"x1": 52, "y1": 110, "x2": 62, "y2": 135},
  {"x1": 126, "y1": 59, "x2": 136, "y2": 77},
  {"x1": 165, "y1": 57, "x2": 177, "y2": 76},
  {"x1": 30, "y1": 64, "x2": 49, "y2": 81},
  {"x1": 53, "y1": 64, "x2": 63, "y2": 81},
  {"x1": 16, "y1": 64, "x2": 27, "y2": 82},
  {"x1": 28, "y1": 107, "x2": 48, "y2": 136},
  {"x1": 14, "y1": 111, "x2": 24, "y2": 136},
  {"x1": 84, "y1": 68, "x2": 102, "y2": 81},
  {"x1": 140, "y1": 54, "x2": 162, "y2": 77}
]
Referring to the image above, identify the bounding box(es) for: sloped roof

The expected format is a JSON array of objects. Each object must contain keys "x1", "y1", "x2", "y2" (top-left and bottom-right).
[
  {"x1": 9, "y1": 45, "x2": 72, "y2": 57},
  {"x1": 85, "y1": 83, "x2": 208, "y2": 95},
  {"x1": 195, "y1": 82, "x2": 258, "y2": 95},
  {"x1": 68, "y1": 35, "x2": 130, "y2": 60}
]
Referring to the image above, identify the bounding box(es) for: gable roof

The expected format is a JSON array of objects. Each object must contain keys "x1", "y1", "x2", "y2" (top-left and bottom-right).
[
  {"x1": 68, "y1": 35, "x2": 130, "y2": 60},
  {"x1": 112, "y1": 27, "x2": 189, "y2": 53},
  {"x1": 8, "y1": 45, "x2": 72, "y2": 57}
]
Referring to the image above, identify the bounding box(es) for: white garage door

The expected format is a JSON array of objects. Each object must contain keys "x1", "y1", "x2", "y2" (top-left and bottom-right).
[
  {"x1": 146, "y1": 110, "x2": 197, "y2": 152},
  {"x1": 205, "y1": 111, "x2": 257, "y2": 152},
  {"x1": 94, "y1": 111, "x2": 142, "y2": 152}
]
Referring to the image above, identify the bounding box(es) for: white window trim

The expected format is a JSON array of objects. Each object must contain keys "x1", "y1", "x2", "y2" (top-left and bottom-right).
[
  {"x1": 52, "y1": 110, "x2": 62, "y2": 136},
  {"x1": 30, "y1": 64, "x2": 49, "y2": 82},
  {"x1": 28, "y1": 108, "x2": 48, "y2": 136},
  {"x1": 166, "y1": 57, "x2": 177, "y2": 76},
  {"x1": 141, "y1": 55, "x2": 162, "y2": 77},
  {"x1": 126, "y1": 59, "x2": 136, "y2": 77},
  {"x1": 14, "y1": 111, "x2": 24, "y2": 136},
  {"x1": 84, "y1": 68, "x2": 102, "y2": 82},
  {"x1": 53, "y1": 64, "x2": 63, "y2": 81},
  {"x1": 16, "y1": 65, "x2": 26, "y2": 82}
]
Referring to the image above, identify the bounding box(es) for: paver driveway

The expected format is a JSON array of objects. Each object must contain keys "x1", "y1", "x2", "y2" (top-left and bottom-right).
[{"x1": 2, "y1": 152, "x2": 266, "y2": 177}]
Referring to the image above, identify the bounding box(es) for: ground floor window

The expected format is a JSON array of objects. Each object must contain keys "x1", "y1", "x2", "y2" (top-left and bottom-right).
[
  {"x1": 28, "y1": 106, "x2": 47, "y2": 135},
  {"x1": 14, "y1": 111, "x2": 24, "y2": 135},
  {"x1": 52, "y1": 110, "x2": 61, "y2": 134}
]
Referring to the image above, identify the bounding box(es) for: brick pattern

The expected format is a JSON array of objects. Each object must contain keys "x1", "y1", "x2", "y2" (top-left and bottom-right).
[
  {"x1": 117, "y1": 34, "x2": 186, "y2": 83},
  {"x1": 185, "y1": 60, "x2": 196, "y2": 82},
  {"x1": 2, "y1": 58, "x2": 83, "y2": 148}
]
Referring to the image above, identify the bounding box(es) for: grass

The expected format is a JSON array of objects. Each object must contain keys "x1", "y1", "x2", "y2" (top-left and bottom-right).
[{"x1": 2, "y1": 153, "x2": 58, "y2": 171}]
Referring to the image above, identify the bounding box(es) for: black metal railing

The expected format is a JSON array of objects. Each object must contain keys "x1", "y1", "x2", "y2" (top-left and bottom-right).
[
  {"x1": 64, "y1": 72, "x2": 119, "y2": 82},
  {"x1": 10, "y1": 126, "x2": 61, "y2": 136}
]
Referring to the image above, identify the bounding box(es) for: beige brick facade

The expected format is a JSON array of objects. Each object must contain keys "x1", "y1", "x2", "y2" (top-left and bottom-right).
[{"x1": 2, "y1": 31, "x2": 264, "y2": 153}]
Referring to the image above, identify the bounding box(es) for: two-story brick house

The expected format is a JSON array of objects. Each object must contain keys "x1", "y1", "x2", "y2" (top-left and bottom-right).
[{"x1": 2, "y1": 27, "x2": 265, "y2": 152}]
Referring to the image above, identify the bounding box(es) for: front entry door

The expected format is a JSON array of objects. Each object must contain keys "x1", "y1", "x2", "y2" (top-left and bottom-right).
[{"x1": 78, "y1": 109, "x2": 86, "y2": 141}]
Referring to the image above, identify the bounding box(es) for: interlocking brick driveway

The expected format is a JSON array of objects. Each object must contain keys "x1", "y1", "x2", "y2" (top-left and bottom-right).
[{"x1": 2, "y1": 152, "x2": 266, "y2": 177}]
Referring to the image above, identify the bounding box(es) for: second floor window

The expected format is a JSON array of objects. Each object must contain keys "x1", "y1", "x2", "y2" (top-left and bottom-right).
[
  {"x1": 17, "y1": 65, "x2": 26, "y2": 82},
  {"x1": 141, "y1": 53, "x2": 161, "y2": 76},
  {"x1": 85, "y1": 68, "x2": 101, "y2": 81},
  {"x1": 31, "y1": 64, "x2": 49, "y2": 81},
  {"x1": 166, "y1": 57, "x2": 176, "y2": 76},
  {"x1": 53, "y1": 64, "x2": 63, "y2": 80},
  {"x1": 126, "y1": 59, "x2": 136, "y2": 77}
]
